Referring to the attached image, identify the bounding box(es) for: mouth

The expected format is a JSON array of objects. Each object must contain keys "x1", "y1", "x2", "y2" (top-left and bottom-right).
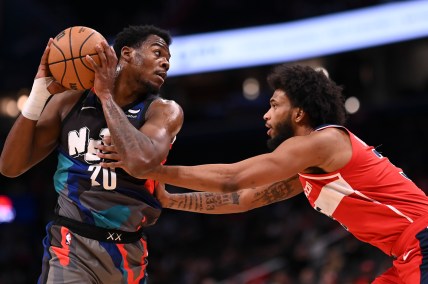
[
  {"x1": 155, "y1": 71, "x2": 167, "y2": 81},
  {"x1": 265, "y1": 124, "x2": 272, "y2": 136}
]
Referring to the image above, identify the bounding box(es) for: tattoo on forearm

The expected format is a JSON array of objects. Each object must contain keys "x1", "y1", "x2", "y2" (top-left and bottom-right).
[
  {"x1": 170, "y1": 192, "x2": 241, "y2": 212},
  {"x1": 168, "y1": 199, "x2": 180, "y2": 209},
  {"x1": 252, "y1": 175, "x2": 299, "y2": 206},
  {"x1": 167, "y1": 176, "x2": 299, "y2": 212},
  {"x1": 189, "y1": 193, "x2": 193, "y2": 209},
  {"x1": 104, "y1": 99, "x2": 134, "y2": 154},
  {"x1": 184, "y1": 194, "x2": 188, "y2": 208},
  {"x1": 231, "y1": 192, "x2": 240, "y2": 204},
  {"x1": 104, "y1": 98, "x2": 151, "y2": 161}
]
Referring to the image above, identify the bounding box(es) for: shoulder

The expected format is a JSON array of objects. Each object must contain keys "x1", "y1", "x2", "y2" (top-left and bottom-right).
[
  {"x1": 144, "y1": 98, "x2": 184, "y2": 134},
  {"x1": 273, "y1": 127, "x2": 351, "y2": 171},
  {"x1": 147, "y1": 98, "x2": 184, "y2": 118},
  {"x1": 278, "y1": 127, "x2": 345, "y2": 151},
  {"x1": 307, "y1": 126, "x2": 352, "y2": 171},
  {"x1": 45, "y1": 90, "x2": 85, "y2": 120},
  {"x1": 303, "y1": 127, "x2": 351, "y2": 155},
  {"x1": 47, "y1": 89, "x2": 84, "y2": 106},
  {"x1": 151, "y1": 97, "x2": 181, "y2": 108}
]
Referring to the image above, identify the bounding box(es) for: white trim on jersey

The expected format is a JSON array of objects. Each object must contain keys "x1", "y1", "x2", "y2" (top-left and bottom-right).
[{"x1": 299, "y1": 172, "x2": 414, "y2": 223}]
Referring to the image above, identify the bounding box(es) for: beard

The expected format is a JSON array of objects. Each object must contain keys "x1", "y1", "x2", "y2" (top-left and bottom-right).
[
  {"x1": 146, "y1": 81, "x2": 160, "y2": 94},
  {"x1": 266, "y1": 115, "x2": 295, "y2": 151},
  {"x1": 139, "y1": 78, "x2": 160, "y2": 94}
]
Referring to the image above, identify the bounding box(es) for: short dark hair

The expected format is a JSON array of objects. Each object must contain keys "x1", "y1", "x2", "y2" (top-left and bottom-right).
[
  {"x1": 113, "y1": 25, "x2": 172, "y2": 59},
  {"x1": 267, "y1": 64, "x2": 347, "y2": 127}
]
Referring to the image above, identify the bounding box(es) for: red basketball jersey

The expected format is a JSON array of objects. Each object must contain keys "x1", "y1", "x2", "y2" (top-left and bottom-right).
[{"x1": 298, "y1": 125, "x2": 428, "y2": 255}]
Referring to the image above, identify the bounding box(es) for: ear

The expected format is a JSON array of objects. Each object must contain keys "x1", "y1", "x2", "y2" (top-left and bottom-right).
[
  {"x1": 294, "y1": 107, "x2": 306, "y2": 123},
  {"x1": 120, "y1": 46, "x2": 133, "y2": 62}
]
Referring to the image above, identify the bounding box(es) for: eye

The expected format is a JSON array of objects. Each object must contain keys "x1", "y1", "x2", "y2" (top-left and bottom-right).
[{"x1": 153, "y1": 50, "x2": 161, "y2": 57}]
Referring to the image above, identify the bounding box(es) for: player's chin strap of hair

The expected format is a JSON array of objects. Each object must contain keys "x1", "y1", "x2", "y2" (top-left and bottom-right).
[{"x1": 21, "y1": 77, "x2": 54, "y2": 121}]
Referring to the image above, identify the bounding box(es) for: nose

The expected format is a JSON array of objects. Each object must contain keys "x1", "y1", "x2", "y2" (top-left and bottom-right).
[
  {"x1": 161, "y1": 58, "x2": 170, "y2": 71},
  {"x1": 263, "y1": 110, "x2": 270, "y2": 121}
]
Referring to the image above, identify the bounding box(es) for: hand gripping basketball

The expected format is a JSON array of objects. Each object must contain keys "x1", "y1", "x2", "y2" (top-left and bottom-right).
[
  {"x1": 85, "y1": 40, "x2": 118, "y2": 100},
  {"x1": 47, "y1": 26, "x2": 106, "y2": 90}
]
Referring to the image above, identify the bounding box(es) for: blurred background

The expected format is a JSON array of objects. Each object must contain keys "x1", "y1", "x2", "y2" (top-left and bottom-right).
[{"x1": 1, "y1": 0, "x2": 428, "y2": 283}]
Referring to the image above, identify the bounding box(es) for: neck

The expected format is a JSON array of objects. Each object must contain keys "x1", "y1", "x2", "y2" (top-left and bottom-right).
[
  {"x1": 295, "y1": 125, "x2": 314, "y2": 136},
  {"x1": 113, "y1": 73, "x2": 148, "y2": 107}
]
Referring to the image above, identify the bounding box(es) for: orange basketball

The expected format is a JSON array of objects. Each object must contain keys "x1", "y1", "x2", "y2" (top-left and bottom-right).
[{"x1": 48, "y1": 26, "x2": 106, "y2": 90}]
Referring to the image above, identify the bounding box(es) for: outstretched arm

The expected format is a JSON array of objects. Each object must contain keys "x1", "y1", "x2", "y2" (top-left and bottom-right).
[
  {"x1": 98, "y1": 135, "x2": 316, "y2": 191},
  {"x1": 155, "y1": 175, "x2": 303, "y2": 214},
  {"x1": 98, "y1": 116, "x2": 346, "y2": 193}
]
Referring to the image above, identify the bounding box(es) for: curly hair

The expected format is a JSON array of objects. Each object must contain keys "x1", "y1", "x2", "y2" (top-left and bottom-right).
[
  {"x1": 267, "y1": 64, "x2": 347, "y2": 128},
  {"x1": 113, "y1": 25, "x2": 172, "y2": 59}
]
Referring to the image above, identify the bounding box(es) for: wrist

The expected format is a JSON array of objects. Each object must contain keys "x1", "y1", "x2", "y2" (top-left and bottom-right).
[
  {"x1": 94, "y1": 88, "x2": 113, "y2": 103},
  {"x1": 21, "y1": 77, "x2": 54, "y2": 120}
]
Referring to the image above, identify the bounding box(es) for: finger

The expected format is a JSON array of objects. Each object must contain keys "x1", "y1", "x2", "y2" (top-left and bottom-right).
[
  {"x1": 47, "y1": 81, "x2": 68, "y2": 94},
  {"x1": 97, "y1": 144, "x2": 116, "y2": 153},
  {"x1": 100, "y1": 40, "x2": 110, "y2": 52},
  {"x1": 97, "y1": 152, "x2": 120, "y2": 160},
  {"x1": 96, "y1": 143, "x2": 106, "y2": 151},
  {"x1": 103, "y1": 43, "x2": 117, "y2": 66},
  {"x1": 103, "y1": 136, "x2": 112, "y2": 145},
  {"x1": 95, "y1": 43, "x2": 107, "y2": 65},
  {"x1": 35, "y1": 39, "x2": 54, "y2": 79},
  {"x1": 40, "y1": 38, "x2": 53, "y2": 65},
  {"x1": 100, "y1": 161, "x2": 122, "y2": 168},
  {"x1": 85, "y1": 54, "x2": 97, "y2": 69}
]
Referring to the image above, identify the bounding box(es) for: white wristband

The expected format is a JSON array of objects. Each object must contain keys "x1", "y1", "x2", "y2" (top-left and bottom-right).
[{"x1": 22, "y1": 77, "x2": 54, "y2": 120}]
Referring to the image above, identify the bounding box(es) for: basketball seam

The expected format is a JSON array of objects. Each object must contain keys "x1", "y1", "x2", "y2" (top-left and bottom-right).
[
  {"x1": 78, "y1": 32, "x2": 98, "y2": 89},
  {"x1": 69, "y1": 27, "x2": 85, "y2": 90},
  {"x1": 48, "y1": 53, "x2": 98, "y2": 65},
  {"x1": 50, "y1": 42, "x2": 68, "y2": 85}
]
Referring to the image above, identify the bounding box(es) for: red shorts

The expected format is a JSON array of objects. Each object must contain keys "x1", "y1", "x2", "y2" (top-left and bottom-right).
[{"x1": 373, "y1": 215, "x2": 428, "y2": 283}]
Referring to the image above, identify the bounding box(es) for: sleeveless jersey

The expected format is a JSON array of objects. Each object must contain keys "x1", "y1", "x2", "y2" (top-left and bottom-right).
[
  {"x1": 298, "y1": 125, "x2": 428, "y2": 255},
  {"x1": 53, "y1": 90, "x2": 162, "y2": 232}
]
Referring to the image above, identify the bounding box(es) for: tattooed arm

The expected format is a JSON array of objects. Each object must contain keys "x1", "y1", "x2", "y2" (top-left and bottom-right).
[
  {"x1": 88, "y1": 41, "x2": 183, "y2": 177},
  {"x1": 155, "y1": 175, "x2": 303, "y2": 214}
]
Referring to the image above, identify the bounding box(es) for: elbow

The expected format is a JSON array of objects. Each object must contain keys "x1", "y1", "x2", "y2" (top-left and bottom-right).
[
  {"x1": 217, "y1": 165, "x2": 252, "y2": 193},
  {"x1": 221, "y1": 176, "x2": 241, "y2": 193},
  {"x1": 126, "y1": 161, "x2": 148, "y2": 179},
  {"x1": 220, "y1": 173, "x2": 254, "y2": 193},
  {"x1": 125, "y1": 156, "x2": 159, "y2": 179},
  {"x1": 0, "y1": 163, "x2": 23, "y2": 178}
]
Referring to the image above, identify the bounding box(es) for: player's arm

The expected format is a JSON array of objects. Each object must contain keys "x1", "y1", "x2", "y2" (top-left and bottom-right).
[
  {"x1": 146, "y1": 133, "x2": 330, "y2": 192},
  {"x1": 98, "y1": 131, "x2": 332, "y2": 192},
  {"x1": 88, "y1": 41, "x2": 184, "y2": 175},
  {"x1": 0, "y1": 39, "x2": 73, "y2": 177},
  {"x1": 108, "y1": 97, "x2": 183, "y2": 174},
  {"x1": 156, "y1": 175, "x2": 303, "y2": 214}
]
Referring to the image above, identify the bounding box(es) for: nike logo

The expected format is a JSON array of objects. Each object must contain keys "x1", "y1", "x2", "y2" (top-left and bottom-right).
[
  {"x1": 402, "y1": 248, "x2": 415, "y2": 261},
  {"x1": 81, "y1": 106, "x2": 97, "y2": 110},
  {"x1": 128, "y1": 109, "x2": 141, "y2": 114}
]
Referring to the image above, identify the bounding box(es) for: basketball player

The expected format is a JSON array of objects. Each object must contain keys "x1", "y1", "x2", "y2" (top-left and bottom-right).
[
  {"x1": 98, "y1": 64, "x2": 428, "y2": 283},
  {"x1": 0, "y1": 25, "x2": 183, "y2": 283}
]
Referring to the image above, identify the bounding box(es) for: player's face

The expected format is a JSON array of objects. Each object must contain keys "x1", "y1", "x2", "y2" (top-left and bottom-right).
[
  {"x1": 264, "y1": 90, "x2": 296, "y2": 150},
  {"x1": 130, "y1": 35, "x2": 171, "y2": 93}
]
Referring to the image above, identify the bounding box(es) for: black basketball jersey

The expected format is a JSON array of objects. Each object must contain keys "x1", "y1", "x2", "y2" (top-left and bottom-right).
[{"x1": 53, "y1": 90, "x2": 162, "y2": 231}]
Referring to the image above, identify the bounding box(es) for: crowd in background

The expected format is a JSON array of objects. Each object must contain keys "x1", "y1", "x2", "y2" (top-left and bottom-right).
[{"x1": 1, "y1": 1, "x2": 428, "y2": 283}]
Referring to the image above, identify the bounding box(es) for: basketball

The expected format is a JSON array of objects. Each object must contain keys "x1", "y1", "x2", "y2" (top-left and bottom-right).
[{"x1": 48, "y1": 26, "x2": 106, "y2": 90}]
